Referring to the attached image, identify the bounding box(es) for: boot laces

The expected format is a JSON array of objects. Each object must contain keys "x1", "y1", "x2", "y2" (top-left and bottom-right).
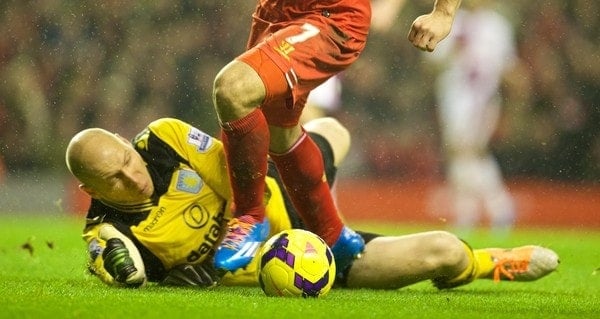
[
  {"x1": 221, "y1": 217, "x2": 254, "y2": 250},
  {"x1": 493, "y1": 257, "x2": 529, "y2": 282}
]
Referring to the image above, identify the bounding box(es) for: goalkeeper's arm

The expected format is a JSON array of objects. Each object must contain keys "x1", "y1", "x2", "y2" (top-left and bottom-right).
[{"x1": 83, "y1": 223, "x2": 147, "y2": 287}]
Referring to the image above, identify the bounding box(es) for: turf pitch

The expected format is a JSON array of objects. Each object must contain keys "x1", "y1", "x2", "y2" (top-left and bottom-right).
[{"x1": 0, "y1": 215, "x2": 598, "y2": 319}]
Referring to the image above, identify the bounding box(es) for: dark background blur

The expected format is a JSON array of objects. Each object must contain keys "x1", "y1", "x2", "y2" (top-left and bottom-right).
[{"x1": 0, "y1": 0, "x2": 598, "y2": 212}]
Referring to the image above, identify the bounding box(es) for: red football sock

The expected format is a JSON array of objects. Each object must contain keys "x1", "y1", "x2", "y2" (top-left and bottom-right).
[
  {"x1": 270, "y1": 132, "x2": 343, "y2": 246},
  {"x1": 220, "y1": 108, "x2": 269, "y2": 221}
]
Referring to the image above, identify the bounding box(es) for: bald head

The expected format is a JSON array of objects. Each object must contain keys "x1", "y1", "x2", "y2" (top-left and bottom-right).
[
  {"x1": 66, "y1": 127, "x2": 154, "y2": 204},
  {"x1": 65, "y1": 128, "x2": 126, "y2": 184}
]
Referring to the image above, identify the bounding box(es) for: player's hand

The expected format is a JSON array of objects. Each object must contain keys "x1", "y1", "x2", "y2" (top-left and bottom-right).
[
  {"x1": 407, "y1": 11, "x2": 455, "y2": 52},
  {"x1": 102, "y1": 238, "x2": 143, "y2": 287},
  {"x1": 161, "y1": 262, "x2": 222, "y2": 288}
]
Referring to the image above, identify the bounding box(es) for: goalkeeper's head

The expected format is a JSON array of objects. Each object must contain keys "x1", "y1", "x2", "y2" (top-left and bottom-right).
[{"x1": 66, "y1": 128, "x2": 154, "y2": 205}]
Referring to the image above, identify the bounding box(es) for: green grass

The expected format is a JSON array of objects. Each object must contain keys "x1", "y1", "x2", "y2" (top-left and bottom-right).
[{"x1": 1, "y1": 215, "x2": 599, "y2": 319}]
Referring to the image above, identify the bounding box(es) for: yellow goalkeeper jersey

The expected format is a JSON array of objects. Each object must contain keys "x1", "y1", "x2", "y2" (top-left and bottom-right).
[{"x1": 83, "y1": 118, "x2": 294, "y2": 284}]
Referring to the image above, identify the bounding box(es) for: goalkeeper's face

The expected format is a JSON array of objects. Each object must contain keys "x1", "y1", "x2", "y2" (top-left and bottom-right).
[{"x1": 78, "y1": 132, "x2": 155, "y2": 205}]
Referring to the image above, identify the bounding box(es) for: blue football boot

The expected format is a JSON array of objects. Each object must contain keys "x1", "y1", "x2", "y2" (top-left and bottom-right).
[
  {"x1": 214, "y1": 215, "x2": 270, "y2": 272},
  {"x1": 330, "y1": 226, "x2": 365, "y2": 277}
]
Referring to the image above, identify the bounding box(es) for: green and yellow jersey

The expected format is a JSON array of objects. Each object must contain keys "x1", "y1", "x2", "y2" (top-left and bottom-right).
[{"x1": 83, "y1": 118, "x2": 338, "y2": 285}]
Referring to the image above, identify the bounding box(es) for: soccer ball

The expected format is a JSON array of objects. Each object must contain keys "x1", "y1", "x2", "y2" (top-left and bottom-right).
[{"x1": 258, "y1": 229, "x2": 336, "y2": 297}]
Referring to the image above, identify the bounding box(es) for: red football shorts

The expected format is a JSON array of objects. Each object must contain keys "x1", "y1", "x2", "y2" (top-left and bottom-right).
[{"x1": 237, "y1": 15, "x2": 368, "y2": 127}]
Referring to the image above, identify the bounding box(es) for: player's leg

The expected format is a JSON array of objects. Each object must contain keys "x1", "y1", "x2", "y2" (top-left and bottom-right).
[
  {"x1": 211, "y1": 34, "x2": 331, "y2": 272},
  {"x1": 447, "y1": 154, "x2": 483, "y2": 231},
  {"x1": 437, "y1": 77, "x2": 483, "y2": 233},
  {"x1": 249, "y1": 21, "x2": 365, "y2": 274},
  {"x1": 269, "y1": 126, "x2": 364, "y2": 275},
  {"x1": 212, "y1": 57, "x2": 272, "y2": 272},
  {"x1": 269, "y1": 108, "x2": 364, "y2": 276},
  {"x1": 213, "y1": 14, "x2": 367, "y2": 272},
  {"x1": 478, "y1": 154, "x2": 516, "y2": 234},
  {"x1": 344, "y1": 231, "x2": 559, "y2": 289},
  {"x1": 302, "y1": 117, "x2": 361, "y2": 272},
  {"x1": 476, "y1": 98, "x2": 516, "y2": 234},
  {"x1": 213, "y1": 60, "x2": 269, "y2": 218},
  {"x1": 212, "y1": 13, "x2": 323, "y2": 272}
]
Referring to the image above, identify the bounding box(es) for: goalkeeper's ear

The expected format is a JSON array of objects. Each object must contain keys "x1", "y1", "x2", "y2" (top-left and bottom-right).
[{"x1": 84, "y1": 223, "x2": 147, "y2": 287}]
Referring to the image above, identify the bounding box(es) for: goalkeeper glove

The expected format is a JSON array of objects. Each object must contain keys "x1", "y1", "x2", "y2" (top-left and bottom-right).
[
  {"x1": 102, "y1": 238, "x2": 139, "y2": 286},
  {"x1": 161, "y1": 262, "x2": 222, "y2": 288}
]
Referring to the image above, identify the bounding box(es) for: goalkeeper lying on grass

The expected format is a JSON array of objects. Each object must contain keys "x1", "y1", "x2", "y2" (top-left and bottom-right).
[{"x1": 65, "y1": 117, "x2": 559, "y2": 289}]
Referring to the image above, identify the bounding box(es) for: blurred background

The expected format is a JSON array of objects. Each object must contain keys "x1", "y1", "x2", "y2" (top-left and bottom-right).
[{"x1": 0, "y1": 0, "x2": 598, "y2": 229}]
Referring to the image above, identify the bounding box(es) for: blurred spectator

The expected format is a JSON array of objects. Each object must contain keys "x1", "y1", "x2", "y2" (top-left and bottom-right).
[
  {"x1": 428, "y1": 0, "x2": 517, "y2": 234},
  {"x1": 505, "y1": 0, "x2": 600, "y2": 180},
  {"x1": 0, "y1": 1, "x2": 251, "y2": 173},
  {"x1": 0, "y1": 101, "x2": 7, "y2": 185},
  {"x1": 370, "y1": 0, "x2": 407, "y2": 33}
]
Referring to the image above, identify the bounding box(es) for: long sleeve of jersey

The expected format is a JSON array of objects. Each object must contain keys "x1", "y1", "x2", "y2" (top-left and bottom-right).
[{"x1": 145, "y1": 118, "x2": 232, "y2": 202}]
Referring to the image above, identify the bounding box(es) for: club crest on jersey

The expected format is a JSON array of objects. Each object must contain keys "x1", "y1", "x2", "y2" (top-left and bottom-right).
[
  {"x1": 176, "y1": 169, "x2": 203, "y2": 194},
  {"x1": 187, "y1": 127, "x2": 212, "y2": 152},
  {"x1": 275, "y1": 40, "x2": 294, "y2": 60}
]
